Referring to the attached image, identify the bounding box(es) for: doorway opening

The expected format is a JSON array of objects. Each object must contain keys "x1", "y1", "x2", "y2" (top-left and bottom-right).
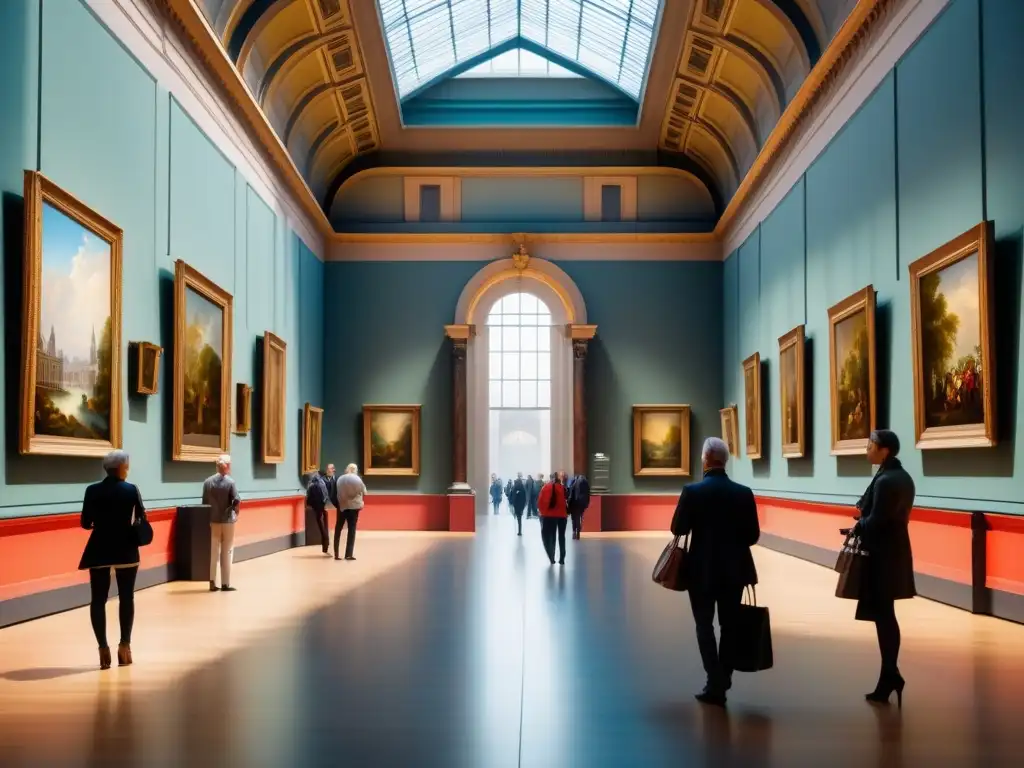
[{"x1": 487, "y1": 293, "x2": 553, "y2": 494}]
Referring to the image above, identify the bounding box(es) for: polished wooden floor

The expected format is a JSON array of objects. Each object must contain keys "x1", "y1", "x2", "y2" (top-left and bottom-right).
[{"x1": 1, "y1": 515, "x2": 1023, "y2": 767}]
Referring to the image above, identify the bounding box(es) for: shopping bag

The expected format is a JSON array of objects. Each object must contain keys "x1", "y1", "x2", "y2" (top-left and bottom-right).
[
  {"x1": 652, "y1": 535, "x2": 690, "y2": 592},
  {"x1": 732, "y1": 586, "x2": 773, "y2": 672},
  {"x1": 834, "y1": 535, "x2": 868, "y2": 600}
]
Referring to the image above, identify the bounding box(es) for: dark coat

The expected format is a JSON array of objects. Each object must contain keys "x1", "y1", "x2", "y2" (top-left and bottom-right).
[
  {"x1": 669, "y1": 469, "x2": 760, "y2": 589},
  {"x1": 78, "y1": 476, "x2": 146, "y2": 570},
  {"x1": 489, "y1": 480, "x2": 503, "y2": 504},
  {"x1": 567, "y1": 475, "x2": 590, "y2": 512},
  {"x1": 306, "y1": 474, "x2": 329, "y2": 512},
  {"x1": 325, "y1": 474, "x2": 339, "y2": 508},
  {"x1": 854, "y1": 458, "x2": 916, "y2": 611},
  {"x1": 511, "y1": 479, "x2": 527, "y2": 512}
]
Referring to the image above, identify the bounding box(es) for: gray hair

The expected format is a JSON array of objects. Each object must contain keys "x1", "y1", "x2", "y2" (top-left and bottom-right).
[
  {"x1": 345, "y1": 463, "x2": 358, "y2": 474},
  {"x1": 701, "y1": 437, "x2": 730, "y2": 467},
  {"x1": 102, "y1": 449, "x2": 130, "y2": 475},
  {"x1": 216, "y1": 454, "x2": 231, "y2": 469}
]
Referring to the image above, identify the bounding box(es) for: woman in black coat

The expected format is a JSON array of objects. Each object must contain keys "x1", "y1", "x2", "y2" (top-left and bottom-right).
[
  {"x1": 852, "y1": 430, "x2": 916, "y2": 707},
  {"x1": 79, "y1": 450, "x2": 147, "y2": 669}
]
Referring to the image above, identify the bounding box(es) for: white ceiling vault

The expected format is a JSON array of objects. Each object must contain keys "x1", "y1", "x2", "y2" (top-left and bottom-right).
[{"x1": 189, "y1": 0, "x2": 858, "y2": 218}]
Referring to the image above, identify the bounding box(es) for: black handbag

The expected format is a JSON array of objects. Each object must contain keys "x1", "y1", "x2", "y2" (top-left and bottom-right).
[
  {"x1": 834, "y1": 533, "x2": 868, "y2": 599},
  {"x1": 652, "y1": 534, "x2": 690, "y2": 592},
  {"x1": 133, "y1": 511, "x2": 154, "y2": 547},
  {"x1": 732, "y1": 586, "x2": 774, "y2": 673}
]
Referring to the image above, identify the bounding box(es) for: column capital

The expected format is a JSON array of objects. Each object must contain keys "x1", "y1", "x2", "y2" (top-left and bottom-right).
[
  {"x1": 568, "y1": 324, "x2": 597, "y2": 358},
  {"x1": 444, "y1": 324, "x2": 474, "y2": 356}
]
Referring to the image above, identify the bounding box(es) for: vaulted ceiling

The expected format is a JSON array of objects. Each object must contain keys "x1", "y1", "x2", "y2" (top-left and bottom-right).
[{"x1": 193, "y1": 0, "x2": 858, "y2": 219}]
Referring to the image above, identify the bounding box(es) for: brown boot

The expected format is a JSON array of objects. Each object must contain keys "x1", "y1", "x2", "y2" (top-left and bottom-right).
[
  {"x1": 99, "y1": 647, "x2": 111, "y2": 670},
  {"x1": 117, "y1": 642, "x2": 132, "y2": 666}
]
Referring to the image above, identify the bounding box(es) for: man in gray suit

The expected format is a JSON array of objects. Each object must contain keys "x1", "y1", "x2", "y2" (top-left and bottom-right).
[{"x1": 203, "y1": 454, "x2": 241, "y2": 592}]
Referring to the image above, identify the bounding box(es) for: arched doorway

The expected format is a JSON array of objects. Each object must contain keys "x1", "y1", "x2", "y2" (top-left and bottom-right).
[{"x1": 452, "y1": 257, "x2": 589, "y2": 513}]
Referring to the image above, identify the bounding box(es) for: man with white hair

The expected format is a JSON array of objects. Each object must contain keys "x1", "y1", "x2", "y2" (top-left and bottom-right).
[
  {"x1": 202, "y1": 454, "x2": 241, "y2": 591},
  {"x1": 670, "y1": 437, "x2": 760, "y2": 707},
  {"x1": 334, "y1": 463, "x2": 366, "y2": 560}
]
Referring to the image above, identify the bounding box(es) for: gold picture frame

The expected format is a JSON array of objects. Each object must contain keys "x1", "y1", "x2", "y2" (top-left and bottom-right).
[
  {"x1": 135, "y1": 342, "x2": 162, "y2": 396},
  {"x1": 719, "y1": 405, "x2": 739, "y2": 458},
  {"x1": 363, "y1": 404, "x2": 421, "y2": 476},
  {"x1": 234, "y1": 383, "x2": 252, "y2": 435},
  {"x1": 632, "y1": 405, "x2": 691, "y2": 476},
  {"x1": 172, "y1": 260, "x2": 233, "y2": 462},
  {"x1": 909, "y1": 221, "x2": 996, "y2": 449},
  {"x1": 302, "y1": 403, "x2": 324, "y2": 474},
  {"x1": 19, "y1": 171, "x2": 123, "y2": 457},
  {"x1": 778, "y1": 325, "x2": 806, "y2": 458},
  {"x1": 828, "y1": 285, "x2": 876, "y2": 455},
  {"x1": 742, "y1": 352, "x2": 762, "y2": 459},
  {"x1": 261, "y1": 331, "x2": 287, "y2": 463}
]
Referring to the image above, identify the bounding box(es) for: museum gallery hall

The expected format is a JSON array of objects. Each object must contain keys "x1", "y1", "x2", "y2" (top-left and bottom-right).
[{"x1": 2, "y1": 0, "x2": 1024, "y2": 766}]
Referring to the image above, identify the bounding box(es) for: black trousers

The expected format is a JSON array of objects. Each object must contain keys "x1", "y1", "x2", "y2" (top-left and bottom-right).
[
  {"x1": 89, "y1": 566, "x2": 139, "y2": 648},
  {"x1": 309, "y1": 505, "x2": 329, "y2": 551},
  {"x1": 569, "y1": 509, "x2": 584, "y2": 537},
  {"x1": 334, "y1": 509, "x2": 360, "y2": 558},
  {"x1": 688, "y1": 585, "x2": 744, "y2": 692},
  {"x1": 540, "y1": 517, "x2": 568, "y2": 563}
]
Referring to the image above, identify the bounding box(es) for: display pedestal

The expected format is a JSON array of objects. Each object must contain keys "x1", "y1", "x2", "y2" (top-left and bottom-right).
[
  {"x1": 582, "y1": 495, "x2": 602, "y2": 533},
  {"x1": 174, "y1": 504, "x2": 212, "y2": 581}
]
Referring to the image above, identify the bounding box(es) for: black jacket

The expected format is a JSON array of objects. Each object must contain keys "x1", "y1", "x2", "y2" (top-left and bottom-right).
[
  {"x1": 567, "y1": 475, "x2": 590, "y2": 511},
  {"x1": 854, "y1": 458, "x2": 916, "y2": 602},
  {"x1": 511, "y1": 479, "x2": 527, "y2": 512},
  {"x1": 78, "y1": 476, "x2": 146, "y2": 570},
  {"x1": 324, "y1": 474, "x2": 339, "y2": 508},
  {"x1": 669, "y1": 469, "x2": 760, "y2": 589},
  {"x1": 306, "y1": 474, "x2": 329, "y2": 512}
]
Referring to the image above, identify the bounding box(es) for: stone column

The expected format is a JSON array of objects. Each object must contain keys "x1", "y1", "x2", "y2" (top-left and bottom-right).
[
  {"x1": 568, "y1": 324, "x2": 597, "y2": 476},
  {"x1": 444, "y1": 324, "x2": 473, "y2": 495}
]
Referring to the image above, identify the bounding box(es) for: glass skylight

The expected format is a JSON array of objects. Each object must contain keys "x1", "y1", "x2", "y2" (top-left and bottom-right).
[
  {"x1": 459, "y1": 47, "x2": 581, "y2": 78},
  {"x1": 377, "y1": 0, "x2": 661, "y2": 100}
]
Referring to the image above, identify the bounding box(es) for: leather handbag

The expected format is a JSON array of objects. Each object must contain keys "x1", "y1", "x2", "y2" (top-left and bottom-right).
[
  {"x1": 733, "y1": 586, "x2": 774, "y2": 672},
  {"x1": 835, "y1": 534, "x2": 868, "y2": 600},
  {"x1": 133, "y1": 511, "x2": 154, "y2": 547},
  {"x1": 652, "y1": 534, "x2": 690, "y2": 592}
]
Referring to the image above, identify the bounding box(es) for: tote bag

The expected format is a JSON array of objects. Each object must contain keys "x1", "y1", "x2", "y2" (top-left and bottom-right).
[
  {"x1": 835, "y1": 534, "x2": 869, "y2": 600},
  {"x1": 732, "y1": 586, "x2": 774, "y2": 673},
  {"x1": 133, "y1": 511, "x2": 154, "y2": 547},
  {"x1": 652, "y1": 534, "x2": 690, "y2": 592}
]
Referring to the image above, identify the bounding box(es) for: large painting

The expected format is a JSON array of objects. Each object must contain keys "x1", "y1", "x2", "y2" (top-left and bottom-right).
[
  {"x1": 363, "y1": 405, "x2": 421, "y2": 476},
  {"x1": 720, "y1": 405, "x2": 739, "y2": 458},
  {"x1": 828, "y1": 286, "x2": 876, "y2": 455},
  {"x1": 632, "y1": 405, "x2": 691, "y2": 476},
  {"x1": 909, "y1": 222, "x2": 996, "y2": 449},
  {"x1": 742, "y1": 352, "x2": 762, "y2": 459},
  {"x1": 302, "y1": 403, "x2": 324, "y2": 474},
  {"x1": 19, "y1": 171, "x2": 123, "y2": 457},
  {"x1": 173, "y1": 261, "x2": 233, "y2": 462},
  {"x1": 778, "y1": 325, "x2": 806, "y2": 458},
  {"x1": 261, "y1": 332, "x2": 287, "y2": 463}
]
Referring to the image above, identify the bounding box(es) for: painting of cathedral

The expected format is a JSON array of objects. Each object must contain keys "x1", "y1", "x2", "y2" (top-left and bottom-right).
[{"x1": 20, "y1": 171, "x2": 122, "y2": 457}]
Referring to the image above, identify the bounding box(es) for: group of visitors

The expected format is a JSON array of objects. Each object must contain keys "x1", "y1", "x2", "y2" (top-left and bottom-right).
[
  {"x1": 304, "y1": 463, "x2": 367, "y2": 561},
  {"x1": 676, "y1": 429, "x2": 915, "y2": 709},
  {"x1": 489, "y1": 470, "x2": 591, "y2": 562}
]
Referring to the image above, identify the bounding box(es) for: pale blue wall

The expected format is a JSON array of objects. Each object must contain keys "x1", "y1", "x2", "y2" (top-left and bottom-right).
[
  {"x1": 0, "y1": 0, "x2": 323, "y2": 518},
  {"x1": 722, "y1": 0, "x2": 1024, "y2": 514}
]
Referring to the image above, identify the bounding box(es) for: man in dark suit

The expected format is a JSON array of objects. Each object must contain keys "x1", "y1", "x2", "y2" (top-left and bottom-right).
[
  {"x1": 670, "y1": 437, "x2": 760, "y2": 706},
  {"x1": 511, "y1": 473, "x2": 528, "y2": 536}
]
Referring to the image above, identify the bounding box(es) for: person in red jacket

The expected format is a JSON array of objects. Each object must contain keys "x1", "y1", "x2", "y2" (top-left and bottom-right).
[{"x1": 537, "y1": 471, "x2": 568, "y2": 565}]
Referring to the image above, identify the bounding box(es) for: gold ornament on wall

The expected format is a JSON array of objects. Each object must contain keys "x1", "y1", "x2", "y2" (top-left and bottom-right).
[{"x1": 511, "y1": 235, "x2": 530, "y2": 271}]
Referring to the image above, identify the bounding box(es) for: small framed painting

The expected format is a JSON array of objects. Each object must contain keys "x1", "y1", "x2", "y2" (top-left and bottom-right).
[
  {"x1": 363, "y1": 405, "x2": 421, "y2": 476},
  {"x1": 261, "y1": 332, "x2": 287, "y2": 463},
  {"x1": 302, "y1": 403, "x2": 324, "y2": 474},
  {"x1": 719, "y1": 405, "x2": 739, "y2": 457},
  {"x1": 632, "y1": 404, "x2": 691, "y2": 476},
  {"x1": 234, "y1": 383, "x2": 252, "y2": 435},
  {"x1": 135, "y1": 342, "x2": 162, "y2": 396},
  {"x1": 778, "y1": 325, "x2": 806, "y2": 458},
  {"x1": 827, "y1": 286, "x2": 876, "y2": 455},
  {"x1": 742, "y1": 352, "x2": 762, "y2": 459},
  {"x1": 909, "y1": 222, "x2": 996, "y2": 449}
]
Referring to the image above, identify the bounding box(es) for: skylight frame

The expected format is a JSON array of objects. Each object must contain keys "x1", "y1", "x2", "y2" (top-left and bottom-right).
[{"x1": 376, "y1": 0, "x2": 663, "y2": 104}]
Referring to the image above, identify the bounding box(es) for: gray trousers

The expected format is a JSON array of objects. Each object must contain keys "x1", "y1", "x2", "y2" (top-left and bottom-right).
[{"x1": 210, "y1": 522, "x2": 236, "y2": 586}]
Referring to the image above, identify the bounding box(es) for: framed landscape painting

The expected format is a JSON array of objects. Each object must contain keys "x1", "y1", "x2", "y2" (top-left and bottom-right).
[
  {"x1": 173, "y1": 261, "x2": 233, "y2": 462},
  {"x1": 778, "y1": 325, "x2": 806, "y2": 458},
  {"x1": 363, "y1": 404, "x2": 421, "y2": 476},
  {"x1": 632, "y1": 405, "x2": 691, "y2": 476},
  {"x1": 302, "y1": 403, "x2": 324, "y2": 474},
  {"x1": 742, "y1": 352, "x2": 762, "y2": 459},
  {"x1": 720, "y1": 405, "x2": 739, "y2": 458},
  {"x1": 19, "y1": 171, "x2": 123, "y2": 457},
  {"x1": 909, "y1": 222, "x2": 996, "y2": 449},
  {"x1": 261, "y1": 332, "x2": 287, "y2": 463},
  {"x1": 136, "y1": 342, "x2": 162, "y2": 396},
  {"x1": 828, "y1": 286, "x2": 876, "y2": 455},
  {"x1": 234, "y1": 383, "x2": 252, "y2": 435}
]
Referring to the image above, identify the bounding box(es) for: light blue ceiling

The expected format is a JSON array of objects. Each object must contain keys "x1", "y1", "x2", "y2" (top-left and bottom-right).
[{"x1": 376, "y1": 0, "x2": 663, "y2": 101}]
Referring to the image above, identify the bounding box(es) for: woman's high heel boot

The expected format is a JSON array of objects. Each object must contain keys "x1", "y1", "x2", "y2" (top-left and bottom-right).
[{"x1": 865, "y1": 671, "x2": 905, "y2": 708}]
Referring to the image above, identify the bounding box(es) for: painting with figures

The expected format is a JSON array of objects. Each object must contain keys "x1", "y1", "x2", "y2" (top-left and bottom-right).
[
  {"x1": 742, "y1": 352, "x2": 761, "y2": 459},
  {"x1": 778, "y1": 325, "x2": 805, "y2": 458},
  {"x1": 364, "y1": 405, "x2": 421, "y2": 476},
  {"x1": 632, "y1": 405, "x2": 690, "y2": 476},
  {"x1": 262, "y1": 332, "x2": 287, "y2": 463},
  {"x1": 20, "y1": 172, "x2": 122, "y2": 457},
  {"x1": 910, "y1": 222, "x2": 996, "y2": 448},
  {"x1": 828, "y1": 286, "x2": 876, "y2": 454}
]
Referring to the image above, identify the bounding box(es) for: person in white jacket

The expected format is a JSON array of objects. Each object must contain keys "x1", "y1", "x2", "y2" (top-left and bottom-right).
[{"x1": 334, "y1": 463, "x2": 366, "y2": 560}]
